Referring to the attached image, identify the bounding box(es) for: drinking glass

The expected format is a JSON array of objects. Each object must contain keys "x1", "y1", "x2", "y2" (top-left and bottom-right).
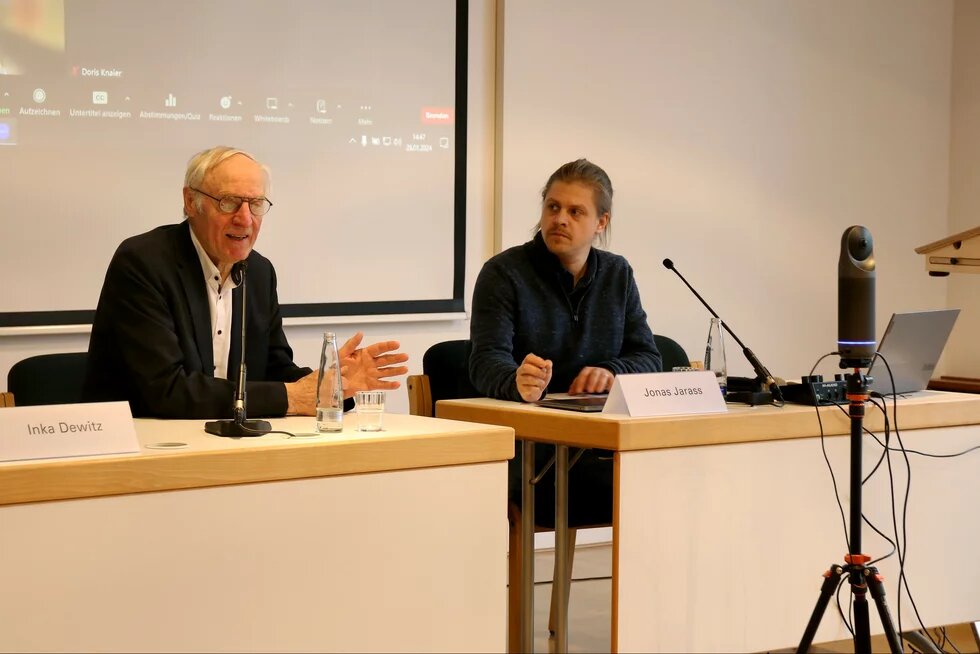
[{"x1": 355, "y1": 390, "x2": 385, "y2": 432}]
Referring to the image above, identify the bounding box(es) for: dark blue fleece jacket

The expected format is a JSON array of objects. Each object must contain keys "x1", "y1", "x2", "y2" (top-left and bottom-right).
[{"x1": 469, "y1": 232, "x2": 661, "y2": 401}]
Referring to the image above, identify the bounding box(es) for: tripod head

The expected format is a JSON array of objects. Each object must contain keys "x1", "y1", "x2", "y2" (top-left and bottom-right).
[{"x1": 843, "y1": 369, "x2": 871, "y2": 397}]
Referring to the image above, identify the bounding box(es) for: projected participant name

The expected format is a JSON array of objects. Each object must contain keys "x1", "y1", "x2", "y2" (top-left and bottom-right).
[{"x1": 77, "y1": 67, "x2": 123, "y2": 78}]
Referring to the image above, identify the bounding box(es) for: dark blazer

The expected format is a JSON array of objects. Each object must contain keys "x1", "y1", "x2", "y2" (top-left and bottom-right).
[{"x1": 83, "y1": 221, "x2": 309, "y2": 418}]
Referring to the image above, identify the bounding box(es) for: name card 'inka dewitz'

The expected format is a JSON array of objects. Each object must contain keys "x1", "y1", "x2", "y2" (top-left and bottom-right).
[
  {"x1": 603, "y1": 371, "x2": 728, "y2": 417},
  {"x1": 0, "y1": 401, "x2": 140, "y2": 462}
]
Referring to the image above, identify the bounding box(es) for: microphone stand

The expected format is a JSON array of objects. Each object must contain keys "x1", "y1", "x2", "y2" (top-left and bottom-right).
[
  {"x1": 662, "y1": 259, "x2": 783, "y2": 405},
  {"x1": 205, "y1": 261, "x2": 272, "y2": 437}
]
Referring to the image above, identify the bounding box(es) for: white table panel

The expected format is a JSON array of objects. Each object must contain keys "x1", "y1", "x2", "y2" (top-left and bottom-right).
[
  {"x1": 616, "y1": 424, "x2": 980, "y2": 653},
  {"x1": 0, "y1": 461, "x2": 507, "y2": 653}
]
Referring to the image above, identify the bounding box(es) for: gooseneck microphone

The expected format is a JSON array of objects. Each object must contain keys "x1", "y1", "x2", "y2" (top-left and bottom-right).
[
  {"x1": 231, "y1": 260, "x2": 250, "y2": 424},
  {"x1": 837, "y1": 226, "x2": 876, "y2": 368},
  {"x1": 662, "y1": 258, "x2": 783, "y2": 404},
  {"x1": 205, "y1": 260, "x2": 272, "y2": 437}
]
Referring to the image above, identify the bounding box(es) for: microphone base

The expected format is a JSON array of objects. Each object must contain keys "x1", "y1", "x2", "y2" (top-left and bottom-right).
[
  {"x1": 725, "y1": 390, "x2": 773, "y2": 406},
  {"x1": 725, "y1": 375, "x2": 774, "y2": 405},
  {"x1": 204, "y1": 419, "x2": 272, "y2": 438}
]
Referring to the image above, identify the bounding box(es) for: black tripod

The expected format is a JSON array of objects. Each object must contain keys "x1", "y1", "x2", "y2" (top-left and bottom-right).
[{"x1": 796, "y1": 370, "x2": 904, "y2": 654}]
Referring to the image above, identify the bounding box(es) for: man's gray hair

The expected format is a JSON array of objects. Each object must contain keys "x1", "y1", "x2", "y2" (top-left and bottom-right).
[{"x1": 184, "y1": 146, "x2": 270, "y2": 213}]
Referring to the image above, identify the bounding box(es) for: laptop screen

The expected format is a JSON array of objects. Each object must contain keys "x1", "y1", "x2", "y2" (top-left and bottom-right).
[{"x1": 868, "y1": 309, "x2": 960, "y2": 395}]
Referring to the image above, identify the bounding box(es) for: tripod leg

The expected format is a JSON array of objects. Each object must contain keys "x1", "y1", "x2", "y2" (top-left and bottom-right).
[
  {"x1": 865, "y1": 569, "x2": 913, "y2": 654},
  {"x1": 797, "y1": 565, "x2": 843, "y2": 654},
  {"x1": 852, "y1": 574, "x2": 872, "y2": 654}
]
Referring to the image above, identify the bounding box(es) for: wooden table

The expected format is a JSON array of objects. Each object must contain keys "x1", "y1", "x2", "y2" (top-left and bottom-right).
[
  {"x1": 929, "y1": 375, "x2": 980, "y2": 393},
  {"x1": 0, "y1": 414, "x2": 514, "y2": 653},
  {"x1": 436, "y1": 391, "x2": 980, "y2": 653}
]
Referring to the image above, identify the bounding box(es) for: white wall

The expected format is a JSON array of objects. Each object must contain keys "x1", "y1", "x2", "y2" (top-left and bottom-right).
[
  {"x1": 499, "y1": 0, "x2": 958, "y2": 382},
  {"x1": 946, "y1": 0, "x2": 980, "y2": 376}
]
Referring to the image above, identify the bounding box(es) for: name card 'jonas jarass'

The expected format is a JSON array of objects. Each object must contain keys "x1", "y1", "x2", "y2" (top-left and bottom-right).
[{"x1": 643, "y1": 385, "x2": 704, "y2": 398}]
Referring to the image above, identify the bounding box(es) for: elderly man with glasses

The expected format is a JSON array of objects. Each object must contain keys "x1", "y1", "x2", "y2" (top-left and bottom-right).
[{"x1": 84, "y1": 145, "x2": 408, "y2": 419}]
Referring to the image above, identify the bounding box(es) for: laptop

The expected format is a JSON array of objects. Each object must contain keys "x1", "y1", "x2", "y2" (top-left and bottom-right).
[
  {"x1": 535, "y1": 394, "x2": 608, "y2": 412},
  {"x1": 868, "y1": 309, "x2": 960, "y2": 395}
]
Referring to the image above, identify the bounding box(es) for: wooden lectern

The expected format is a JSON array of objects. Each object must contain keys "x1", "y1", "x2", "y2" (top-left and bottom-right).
[
  {"x1": 917, "y1": 226, "x2": 980, "y2": 393},
  {"x1": 915, "y1": 225, "x2": 980, "y2": 276}
]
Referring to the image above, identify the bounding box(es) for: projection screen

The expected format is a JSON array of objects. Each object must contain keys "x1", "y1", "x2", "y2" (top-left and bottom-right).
[{"x1": 0, "y1": 0, "x2": 467, "y2": 328}]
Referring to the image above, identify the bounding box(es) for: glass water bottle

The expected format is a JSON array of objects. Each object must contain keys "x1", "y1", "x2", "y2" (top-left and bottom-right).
[
  {"x1": 705, "y1": 317, "x2": 728, "y2": 397},
  {"x1": 315, "y1": 332, "x2": 345, "y2": 432}
]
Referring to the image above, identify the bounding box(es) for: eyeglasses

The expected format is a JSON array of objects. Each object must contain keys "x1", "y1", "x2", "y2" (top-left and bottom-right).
[{"x1": 191, "y1": 188, "x2": 273, "y2": 216}]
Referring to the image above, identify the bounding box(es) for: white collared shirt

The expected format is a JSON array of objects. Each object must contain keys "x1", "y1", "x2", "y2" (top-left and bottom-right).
[{"x1": 188, "y1": 228, "x2": 240, "y2": 380}]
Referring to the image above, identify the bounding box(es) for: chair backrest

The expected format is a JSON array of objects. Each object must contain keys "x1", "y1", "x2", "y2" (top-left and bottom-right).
[
  {"x1": 0, "y1": 392, "x2": 14, "y2": 408},
  {"x1": 423, "y1": 339, "x2": 478, "y2": 403},
  {"x1": 408, "y1": 339, "x2": 479, "y2": 417},
  {"x1": 7, "y1": 352, "x2": 89, "y2": 407},
  {"x1": 406, "y1": 375, "x2": 433, "y2": 416},
  {"x1": 654, "y1": 334, "x2": 691, "y2": 371}
]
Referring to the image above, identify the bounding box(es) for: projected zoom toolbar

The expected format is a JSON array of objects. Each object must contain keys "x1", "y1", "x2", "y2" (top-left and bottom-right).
[{"x1": 0, "y1": 85, "x2": 454, "y2": 153}]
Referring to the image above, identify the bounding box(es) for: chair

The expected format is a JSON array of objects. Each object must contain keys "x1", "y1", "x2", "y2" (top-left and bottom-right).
[
  {"x1": 6, "y1": 352, "x2": 89, "y2": 407},
  {"x1": 407, "y1": 339, "x2": 477, "y2": 416},
  {"x1": 406, "y1": 335, "x2": 690, "y2": 652},
  {"x1": 655, "y1": 333, "x2": 692, "y2": 371}
]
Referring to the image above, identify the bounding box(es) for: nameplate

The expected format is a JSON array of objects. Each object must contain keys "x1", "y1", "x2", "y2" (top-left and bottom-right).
[
  {"x1": 603, "y1": 371, "x2": 728, "y2": 417},
  {"x1": 0, "y1": 401, "x2": 139, "y2": 462}
]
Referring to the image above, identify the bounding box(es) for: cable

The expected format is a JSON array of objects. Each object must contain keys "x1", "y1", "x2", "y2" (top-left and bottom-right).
[
  {"x1": 942, "y1": 626, "x2": 963, "y2": 654},
  {"x1": 860, "y1": 415, "x2": 980, "y2": 458},
  {"x1": 834, "y1": 571, "x2": 854, "y2": 636},
  {"x1": 820, "y1": 365, "x2": 899, "y2": 567},
  {"x1": 810, "y1": 352, "x2": 851, "y2": 552},
  {"x1": 232, "y1": 423, "x2": 299, "y2": 438},
  {"x1": 871, "y1": 392, "x2": 905, "y2": 630},
  {"x1": 873, "y1": 353, "x2": 944, "y2": 652},
  {"x1": 821, "y1": 397, "x2": 900, "y2": 570},
  {"x1": 846, "y1": 398, "x2": 900, "y2": 567},
  {"x1": 869, "y1": 355, "x2": 911, "y2": 647},
  {"x1": 872, "y1": 440, "x2": 980, "y2": 458}
]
